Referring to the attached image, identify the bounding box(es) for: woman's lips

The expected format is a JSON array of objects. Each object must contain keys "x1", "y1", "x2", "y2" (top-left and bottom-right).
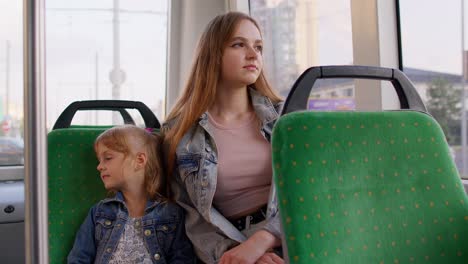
[{"x1": 243, "y1": 65, "x2": 257, "y2": 71}]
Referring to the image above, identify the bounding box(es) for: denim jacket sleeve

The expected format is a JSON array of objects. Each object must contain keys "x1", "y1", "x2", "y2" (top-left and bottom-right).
[
  {"x1": 172, "y1": 172, "x2": 238, "y2": 264},
  {"x1": 67, "y1": 206, "x2": 97, "y2": 263},
  {"x1": 166, "y1": 205, "x2": 197, "y2": 264},
  {"x1": 259, "y1": 101, "x2": 283, "y2": 240},
  {"x1": 261, "y1": 201, "x2": 281, "y2": 239}
]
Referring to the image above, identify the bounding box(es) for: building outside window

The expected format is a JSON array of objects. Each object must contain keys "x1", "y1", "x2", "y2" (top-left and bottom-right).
[{"x1": 250, "y1": 0, "x2": 354, "y2": 111}]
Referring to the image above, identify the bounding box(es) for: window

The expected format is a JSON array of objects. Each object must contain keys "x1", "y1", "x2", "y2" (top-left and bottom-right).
[
  {"x1": 250, "y1": 0, "x2": 354, "y2": 110},
  {"x1": 399, "y1": 0, "x2": 467, "y2": 179},
  {"x1": 343, "y1": 87, "x2": 353, "y2": 97},
  {"x1": 46, "y1": 0, "x2": 168, "y2": 129},
  {"x1": 0, "y1": 1, "x2": 24, "y2": 166}
]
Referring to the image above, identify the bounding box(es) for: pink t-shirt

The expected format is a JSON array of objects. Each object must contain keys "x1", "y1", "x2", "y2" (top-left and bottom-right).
[{"x1": 208, "y1": 112, "x2": 272, "y2": 219}]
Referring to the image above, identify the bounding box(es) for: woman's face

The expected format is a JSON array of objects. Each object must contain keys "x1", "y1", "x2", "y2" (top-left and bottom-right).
[{"x1": 220, "y1": 19, "x2": 263, "y2": 88}]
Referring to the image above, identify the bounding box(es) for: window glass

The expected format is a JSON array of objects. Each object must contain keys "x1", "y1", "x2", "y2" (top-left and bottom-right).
[
  {"x1": 399, "y1": 0, "x2": 467, "y2": 179},
  {"x1": 0, "y1": 0, "x2": 24, "y2": 166},
  {"x1": 46, "y1": 0, "x2": 168, "y2": 129},
  {"x1": 249, "y1": 0, "x2": 353, "y2": 110}
]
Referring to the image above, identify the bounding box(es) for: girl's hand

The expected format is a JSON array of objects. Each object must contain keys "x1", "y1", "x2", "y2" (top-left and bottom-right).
[
  {"x1": 255, "y1": 252, "x2": 284, "y2": 264},
  {"x1": 219, "y1": 230, "x2": 279, "y2": 264}
]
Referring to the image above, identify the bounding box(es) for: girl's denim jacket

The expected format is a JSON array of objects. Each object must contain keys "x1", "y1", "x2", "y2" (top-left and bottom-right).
[
  {"x1": 164, "y1": 88, "x2": 283, "y2": 263},
  {"x1": 67, "y1": 192, "x2": 195, "y2": 264}
]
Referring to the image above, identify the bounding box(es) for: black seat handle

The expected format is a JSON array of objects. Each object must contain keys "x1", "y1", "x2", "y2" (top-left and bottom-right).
[
  {"x1": 281, "y1": 65, "x2": 427, "y2": 115},
  {"x1": 52, "y1": 100, "x2": 161, "y2": 130}
]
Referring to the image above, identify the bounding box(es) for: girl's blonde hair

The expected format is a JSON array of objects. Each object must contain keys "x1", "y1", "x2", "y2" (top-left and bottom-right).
[
  {"x1": 164, "y1": 11, "x2": 282, "y2": 175},
  {"x1": 95, "y1": 125, "x2": 166, "y2": 200}
]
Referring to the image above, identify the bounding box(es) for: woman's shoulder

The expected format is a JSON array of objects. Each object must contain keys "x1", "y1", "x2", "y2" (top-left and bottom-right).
[
  {"x1": 163, "y1": 115, "x2": 202, "y2": 132},
  {"x1": 274, "y1": 100, "x2": 284, "y2": 114},
  {"x1": 162, "y1": 117, "x2": 178, "y2": 131},
  {"x1": 165, "y1": 115, "x2": 206, "y2": 143},
  {"x1": 249, "y1": 88, "x2": 284, "y2": 117}
]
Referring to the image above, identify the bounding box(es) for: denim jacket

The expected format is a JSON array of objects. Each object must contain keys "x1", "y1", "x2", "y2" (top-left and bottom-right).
[
  {"x1": 164, "y1": 88, "x2": 283, "y2": 263},
  {"x1": 67, "y1": 192, "x2": 195, "y2": 264}
]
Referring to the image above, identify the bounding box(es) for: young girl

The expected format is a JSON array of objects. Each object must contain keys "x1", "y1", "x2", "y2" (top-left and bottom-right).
[
  {"x1": 164, "y1": 12, "x2": 284, "y2": 264},
  {"x1": 68, "y1": 125, "x2": 194, "y2": 264}
]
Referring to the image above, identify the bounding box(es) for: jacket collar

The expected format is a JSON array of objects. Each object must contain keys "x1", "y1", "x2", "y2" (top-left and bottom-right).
[
  {"x1": 101, "y1": 191, "x2": 125, "y2": 204},
  {"x1": 249, "y1": 87, "x2": 280, "y2": 125},
  {"x1": 102, "y1": 191, "x2": 161, "y2": 212}
]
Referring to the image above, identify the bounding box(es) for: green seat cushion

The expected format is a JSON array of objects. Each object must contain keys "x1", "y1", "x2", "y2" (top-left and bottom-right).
[
  {"x1": 48, "y1": 128, "x2": 108, "y2": 264},
  {"x1": 272, "y1": 111, "x2": 468, "y2": 263}
]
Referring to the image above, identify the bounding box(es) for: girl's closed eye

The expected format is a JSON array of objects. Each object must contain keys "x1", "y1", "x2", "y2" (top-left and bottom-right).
[{"x1": 102, "y1": 155, "x2": 113, "y2": 161}]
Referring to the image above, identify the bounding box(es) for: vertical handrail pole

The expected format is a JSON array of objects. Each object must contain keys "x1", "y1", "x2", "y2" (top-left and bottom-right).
[{"x1": 23, "y1": 0, "x2": 48, "y2": 263}]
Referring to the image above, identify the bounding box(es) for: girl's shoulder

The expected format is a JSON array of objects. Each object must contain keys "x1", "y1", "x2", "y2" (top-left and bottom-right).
[
  {"x1": 89, "y1": 195, "x2": 122, "y2": 216},
  {"x1": 156, "y1": 200, "x2": 184, "y2": 214},
  {"x1": 161, "y1": 117, "x2": 179, "y2": 131},
  {"x1": 150, "y1": 200, "x2": 185, "y2": 222}
]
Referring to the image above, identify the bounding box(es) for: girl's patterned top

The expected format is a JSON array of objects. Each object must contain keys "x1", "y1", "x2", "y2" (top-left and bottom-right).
[{"x1": 108, "y1": 217, "x2": 152, "y2": 264}]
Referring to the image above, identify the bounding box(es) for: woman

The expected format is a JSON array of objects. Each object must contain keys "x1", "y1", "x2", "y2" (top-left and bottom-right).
[{"x1": 163, "y1": 12, "x2": 284, "y2": 264}]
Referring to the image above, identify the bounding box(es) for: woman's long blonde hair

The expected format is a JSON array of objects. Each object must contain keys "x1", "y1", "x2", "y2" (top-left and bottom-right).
[{"x1": 164, "y1": 11, "x2": 282, "y2": 175}]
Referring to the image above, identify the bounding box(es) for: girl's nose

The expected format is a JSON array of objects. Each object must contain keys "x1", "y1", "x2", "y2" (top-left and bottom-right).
[{"x1": 97, "y1": 163, "x2": 103, "y2": 171}]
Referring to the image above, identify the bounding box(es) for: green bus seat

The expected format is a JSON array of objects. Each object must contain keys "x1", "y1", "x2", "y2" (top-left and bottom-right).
[
  {"x1": 48, "y1": 128, "x2": 108, "y2": 263},
  {"x1": 272, "y1": 66, "x2": 468, "y2": 263},
  {"x1": 47, "y1": 100, "x2": 161, "y2": 263}
]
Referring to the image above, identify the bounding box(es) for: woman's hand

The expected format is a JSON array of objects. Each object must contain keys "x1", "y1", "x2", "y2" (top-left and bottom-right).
[
  {"x1": 219, "y1": 240, "x2": 265, "y2": 264},
  {"x1": 255, "y1": 252, "x2": 284, "y2": 264},
  {"x1": 219, "y1": 230, "x2": 280, "y2": 264}
]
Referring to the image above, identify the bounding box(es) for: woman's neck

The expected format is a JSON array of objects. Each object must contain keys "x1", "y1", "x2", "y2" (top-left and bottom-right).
[
  {"x1": 209, "y1": 84, "x2": 253, "y2": 123},
  {"x1": 122, "y1": 189, "x2": 147, "y2": 218}
]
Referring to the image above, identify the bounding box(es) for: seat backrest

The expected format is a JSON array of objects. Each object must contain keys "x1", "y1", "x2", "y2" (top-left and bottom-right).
[
  {"x1": 272, "y1": 65, "x2": 468, "y2": 263},
  {"x1": 48, "y1": 127, "x2": 108, "y2": 263},
  {"x1": 272, "y1": 110, "x2": 468, "y2": 263}
]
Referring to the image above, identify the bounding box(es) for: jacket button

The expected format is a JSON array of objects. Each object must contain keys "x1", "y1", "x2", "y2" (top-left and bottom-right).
[
  {"x1": 104, "y1": 220, "x2": 112, "y2": 226},
  {"x1": 135, "y1": 220, "x2": 141, "y2": 227},
  {"x1": 154, "y1": 253, "x2": 161, "y2": 260},
  {"x1": 106, "y1": 248, "x2": 112, "y2": 253},
  {"x1": 144, "y1": 229, "x2": 152, "y2": 236},
  {"x1": 201, "y1": 181, "x2": 208, "y2": 187},
  {"x1": 162, "y1": 225, "x2": 168, "y2": 231}
]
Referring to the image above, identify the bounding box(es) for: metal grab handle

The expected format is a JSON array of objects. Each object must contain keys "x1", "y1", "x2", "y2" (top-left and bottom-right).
[
  {"x1": 281, "y1": 65, "x2": 427, "y2": 115},
  {"x1": 52, "y1": 100, "x2": 161, "y2": 129}
]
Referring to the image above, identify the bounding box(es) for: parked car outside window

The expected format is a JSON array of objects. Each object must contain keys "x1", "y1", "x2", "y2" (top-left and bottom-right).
[{"x1": 0, "y1": 137, "x2": 24, "y2": 166}]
